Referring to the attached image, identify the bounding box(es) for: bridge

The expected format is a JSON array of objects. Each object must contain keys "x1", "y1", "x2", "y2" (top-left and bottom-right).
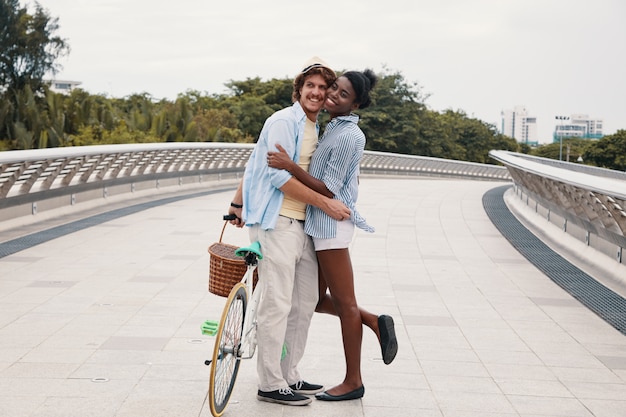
[{"x1": 1, "y1": 144, "x2": 625, "y2": 417}]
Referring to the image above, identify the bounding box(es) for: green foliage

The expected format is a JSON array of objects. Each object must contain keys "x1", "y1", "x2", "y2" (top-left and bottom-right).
[
  {"x1": 531, "y1": 137, "x2": 591, "y2": 162},
  {"x1": 221, "y1": 77, "x2": 293, "y2": 138},
  {"x1": 453, "y1": 112, "x2": 519, "y2": 164},
  {"x1": 518, "y1": 143, "x2": 533, "y2": 154},
  {"x1": 531, "y1": 142, "x2": 560, "y2": 159},
  {"x1": 487, "y1": 132, "x2": 520, "y2": 159},
  {"x1": 357, "y1": 68, "x2": 427, "y2": 154},
  {"x1": 192, "y1": 108, "x2": 251, "y2": 142},
  {"x1": 224, "y1": 95, "x2": 274, "y2": 140},
  {"x1": 527, "y1": 134, "x2": 626, "y2": 171},
  {"x1": 582, "y1": 130, "x2": 626, "y2": 171},
  {"x1": 42, "y1": 89, "x2": 67, "y2": 147},
  {"x1": 1, "y1": 5, "x2": 618, "y2": 167},
  {"x1": 66, "y1": 121, "x2": 162, "y2": 146},
  {"x1": 0, "y1": 67, "x2": 580, "y2": 165},
  {"x1": 0, "y1": 0, "x2": 69, "y2": 93},
  {"x1": 225, "y1": 77, "x2": 293, "y2": 110},
  {"x1": 0, "y1": 0, "x2": 69, "y2": 148},
  {"x1": 414, "y1": 110, "x2": 463, "y2": 159},
  {"x1": 1, "y1": 85, "x2": 46, "y2": 149}
]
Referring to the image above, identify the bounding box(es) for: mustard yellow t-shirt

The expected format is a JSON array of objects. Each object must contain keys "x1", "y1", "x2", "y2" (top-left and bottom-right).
[{"x1": 279, "y1": 118, "x2": 317, "y2": 220}]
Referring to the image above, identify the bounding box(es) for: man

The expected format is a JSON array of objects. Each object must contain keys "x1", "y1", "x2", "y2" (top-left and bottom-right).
[{"x1": 227, "y1": 57, "x2": 350, "y2": 406}]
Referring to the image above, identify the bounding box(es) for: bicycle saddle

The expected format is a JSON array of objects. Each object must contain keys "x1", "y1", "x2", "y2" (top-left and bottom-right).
[{"x1": 235, "y1": 241, "x2": 263, "y2": 259}]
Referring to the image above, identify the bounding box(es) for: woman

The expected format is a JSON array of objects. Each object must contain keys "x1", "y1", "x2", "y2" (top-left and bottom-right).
[{"x1": 267, "y1": 69, "x2": 398, "y2": 401}]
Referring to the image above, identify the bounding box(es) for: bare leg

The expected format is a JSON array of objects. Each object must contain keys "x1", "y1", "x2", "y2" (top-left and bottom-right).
[
  {"x1": 315, "y1": 249, "x2": 364, "y2": 395},
  {"x1": 316, "y1": 257, "x2": 381, "y2": 343}
]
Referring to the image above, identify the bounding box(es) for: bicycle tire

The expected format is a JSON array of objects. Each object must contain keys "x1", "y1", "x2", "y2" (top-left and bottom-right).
[{"x1": 209, "y1": 283, "x2": 247, "y2": 417}]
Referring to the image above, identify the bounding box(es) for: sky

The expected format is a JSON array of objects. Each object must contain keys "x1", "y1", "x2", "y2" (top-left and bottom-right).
[{"x1": 37, "y1": 0, "x2": 626, "y2": 143}]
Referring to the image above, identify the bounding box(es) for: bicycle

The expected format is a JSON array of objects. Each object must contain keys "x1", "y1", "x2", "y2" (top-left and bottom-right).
[{"x1": 201, "y1": 215, "x2": 263, "y2": 417}]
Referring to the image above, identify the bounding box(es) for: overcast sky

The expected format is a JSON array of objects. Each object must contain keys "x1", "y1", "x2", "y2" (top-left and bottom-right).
[{"x1": 40, "y1": 0, "x2": 625, "y2": 143}]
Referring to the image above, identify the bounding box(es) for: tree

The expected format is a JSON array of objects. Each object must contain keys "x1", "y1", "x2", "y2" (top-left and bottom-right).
[
  {"x1": 486, "y1": 131, "x2": 519, "y2": 161},
  {"x1": 450, "y1": 112, "x2": 518, "y2": 164},
  {"x1": 357, "y1": 68, "x2": 428, "y2": 154},
  {"x1": 532, "y1": 137, "x2": 592, "y2": 162},
  {"x1": 2, "y1": 85, "x2": 42, "y2": 149},
  {"x1": 414, "y1": 110, "x2": 463, "y2": 159},
  {"x1": 224, "y1": 77, "x2": 293, "y2": 110},
  {"x1": 0, "y1": 0, "x2": 69, "y2": 149},
  {"x1": 0, "y1": 0, "x2": 69, "y2": 93},
  {"x1": 192, "y1": 108, "x2": 250, "y2": 142},
  {"x1": 583, "y1": 130, "x2": 626, "y2": 171},
  {"x1": 222, "y1": 78, "x2": 292, "y2": 139}
]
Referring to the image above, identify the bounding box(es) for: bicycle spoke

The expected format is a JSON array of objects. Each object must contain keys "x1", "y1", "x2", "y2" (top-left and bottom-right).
[
  {"x1": 209, "y1": 284, "x2": 247, "y2": 416},
  {"x1": 214, "y1": 298, "x2": 244, "y2": 404}
]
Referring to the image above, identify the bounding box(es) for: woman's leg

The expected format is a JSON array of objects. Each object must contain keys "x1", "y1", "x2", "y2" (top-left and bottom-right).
[
  {"x1": 316, "y1": 248, "x2": 364, "y2": 394},
  {"x1": 316, "y1": 260, "x2": 381, "y2": 343}
]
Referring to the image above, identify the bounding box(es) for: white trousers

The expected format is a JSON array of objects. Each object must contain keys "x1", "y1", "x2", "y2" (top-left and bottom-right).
[{"x1": 249, "y1": 216, "x2": 318, "y2": 391}]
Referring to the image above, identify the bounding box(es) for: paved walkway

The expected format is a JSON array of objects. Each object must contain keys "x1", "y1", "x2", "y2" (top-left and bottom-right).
[{"x1": 1, "y1": 178, "x2": 625, "y2": 417}]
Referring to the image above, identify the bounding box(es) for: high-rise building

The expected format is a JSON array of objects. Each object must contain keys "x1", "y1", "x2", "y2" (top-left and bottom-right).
[
  {"x1": 501, "y1": 106, "x2": 538, "y2": 145},
  {"x1": 553, "y1": 114, "x2": 603, "y2": 142}
]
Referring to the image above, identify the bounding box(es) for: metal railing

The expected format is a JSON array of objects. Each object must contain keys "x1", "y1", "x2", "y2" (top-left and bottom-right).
[
  {"x1": 490, "y1": 150, "x2": 626, "y2": 263},
  {"x1": 360, "y1": 151, "x2": 510, "y2": 180},
  {"x1": 2, "y1": 143, "x2": 624, "y2": 266},
  {"x1": 0, "y1": 143, "x2": 253, "y2": 200},
  {"x1": 0, "y1": 143, "x2": 510, "y2": 222}
]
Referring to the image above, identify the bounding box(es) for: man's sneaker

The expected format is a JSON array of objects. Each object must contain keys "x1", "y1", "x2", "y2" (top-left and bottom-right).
[
  {"x1": 257, "y1": 387, "x2": 312, "y2": 405},
  {"x1": 289, "y1": 380, "x2": 325, "y2": 395}
]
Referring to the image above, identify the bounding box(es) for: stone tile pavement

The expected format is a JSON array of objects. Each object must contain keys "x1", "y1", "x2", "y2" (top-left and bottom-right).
[{"x1": 1, "y1": 177, "x2": 625, "y2": 417}]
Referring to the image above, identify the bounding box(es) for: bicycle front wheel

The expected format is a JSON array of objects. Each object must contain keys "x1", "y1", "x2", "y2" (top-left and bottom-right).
[{"x1": 209, "y1": 283, "x2": 247, "y2": 417}]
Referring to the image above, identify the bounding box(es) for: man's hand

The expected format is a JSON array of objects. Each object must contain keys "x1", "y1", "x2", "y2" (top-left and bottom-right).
[
  {"x1": 321, "y1": 198, "x2": 351, "y2": 221},
  {"x1": 227, "y1": 181, "x2": 245, "y2": 228},
  {"x1": 227, "y1": 205, "x2": 244, "y2": 228}
]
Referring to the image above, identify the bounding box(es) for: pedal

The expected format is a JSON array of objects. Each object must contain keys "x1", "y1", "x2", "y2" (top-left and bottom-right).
[{"x1": 201, "y1": 320, "x2": 219, "y2": 336}]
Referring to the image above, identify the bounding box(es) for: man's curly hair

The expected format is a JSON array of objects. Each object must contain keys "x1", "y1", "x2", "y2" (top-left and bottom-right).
[{"x1": 292, "y1": 67, "x2": 336, "y2": 102}]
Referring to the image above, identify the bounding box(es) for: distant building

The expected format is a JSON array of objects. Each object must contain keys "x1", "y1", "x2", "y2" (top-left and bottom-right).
[
  {"x1": 501, "y1": 106, "x2": 538, "y2": 145},
  {"x1": 553, "y1": 114, "x2": 603, "y2": 142},
  {"x1": 46, "y1": 80, "x2": 82, "y2": 94}
]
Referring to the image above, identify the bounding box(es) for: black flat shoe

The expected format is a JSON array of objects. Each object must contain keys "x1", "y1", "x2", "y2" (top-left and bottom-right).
[
  {"x1": 315, "y1": 385, "x2": 365, "y2": 401},
  {"x1": 378, "y1": 315, "x2": 398, "y2": 364}
]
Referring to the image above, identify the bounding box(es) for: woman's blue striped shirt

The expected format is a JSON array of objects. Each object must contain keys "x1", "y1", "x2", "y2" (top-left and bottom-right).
[{"x1": 304, "y1": 113, "x2": 375, "y2": 239}]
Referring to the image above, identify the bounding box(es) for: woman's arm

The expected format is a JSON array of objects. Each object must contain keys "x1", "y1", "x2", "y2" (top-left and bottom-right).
[{"x1": 268, "y1": 144, "x2": 334, "y2": 198}]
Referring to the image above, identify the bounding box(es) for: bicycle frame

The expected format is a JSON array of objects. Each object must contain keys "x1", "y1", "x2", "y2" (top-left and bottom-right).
[
  {"x1": 238, "y1": 263, "x2": 260, "y2": 359},
  {"x1": 205, "y1": 236, "x2": 263, "y2": 417}
]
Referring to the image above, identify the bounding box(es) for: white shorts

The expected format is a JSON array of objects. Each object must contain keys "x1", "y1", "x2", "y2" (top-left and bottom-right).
[{"x1": 312, "y1": 220, "x2": 355, "y2": 251}]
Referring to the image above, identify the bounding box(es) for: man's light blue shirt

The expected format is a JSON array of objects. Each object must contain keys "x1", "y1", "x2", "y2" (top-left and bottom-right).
[{"x1": 242, "y1": 101, "x2": 316, "y2": 230}]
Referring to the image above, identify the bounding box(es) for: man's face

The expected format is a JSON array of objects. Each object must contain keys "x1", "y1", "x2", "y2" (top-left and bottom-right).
[{"x1": 298, "y1": 73, "x2": 329, "y2": 120}]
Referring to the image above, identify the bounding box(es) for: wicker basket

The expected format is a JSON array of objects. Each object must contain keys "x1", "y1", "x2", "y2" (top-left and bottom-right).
[{"x1": 208, "y1": 221, "x2": 258, "y2": 297}]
